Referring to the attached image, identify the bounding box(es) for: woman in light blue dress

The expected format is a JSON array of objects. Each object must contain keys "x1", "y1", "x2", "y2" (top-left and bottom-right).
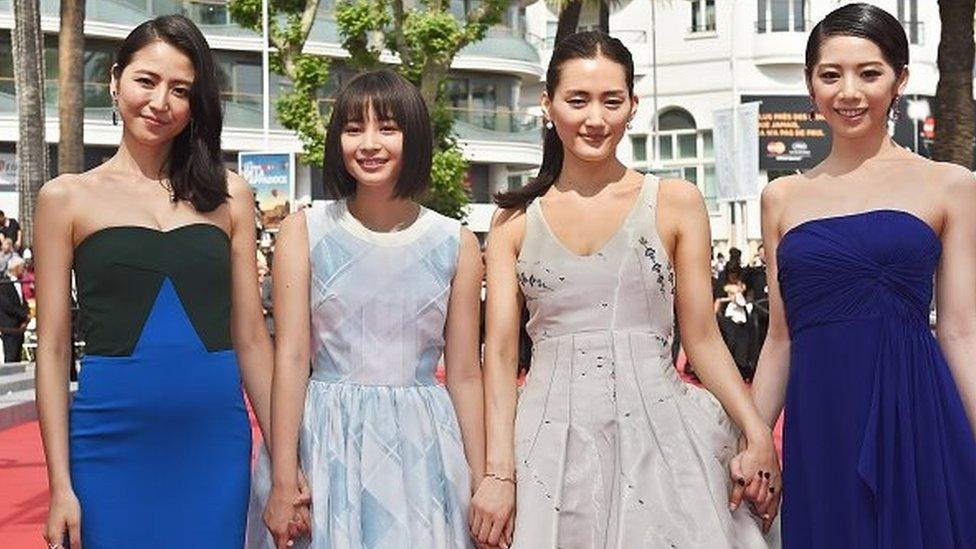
[{"x1": 256, "y1": 70, "x2": 486, "y2": 548}]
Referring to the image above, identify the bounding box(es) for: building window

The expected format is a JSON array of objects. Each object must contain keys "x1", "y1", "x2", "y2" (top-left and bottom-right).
[
  {"x1": 690, "y1": 0, "x2": 716, "y2": 33},
  {"x1": 652, "y1": 108, "x2": 718, "y2": 211},
  {"x1": 898, "y1": 0, "x2": 922, "y2": 45},
  {"x1": 756, "y1": 0, "x2": 805, "y2": 33},
  {"x1": 631, "y1": 135, "x2": 647, "y2": 162}
]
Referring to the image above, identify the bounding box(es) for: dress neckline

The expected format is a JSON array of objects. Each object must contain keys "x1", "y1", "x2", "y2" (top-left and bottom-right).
[
  {"x1": 75, "y1": 223, "x2": 229, "y2": 253},
  {"x1": 780, "y1": 209, "x2": 940, "y2": 245},
  {"x1": 336, "y1": 200, "x2": 433, "y2": 246},
  {"x1": 535, "y1": 174, "x2": 649, "y2": 259}
]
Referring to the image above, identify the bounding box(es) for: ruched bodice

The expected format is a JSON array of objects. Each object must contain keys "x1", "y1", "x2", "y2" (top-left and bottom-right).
[
  {"x1": 777, "y1": 210, "x2": 939, "y2": 334},
  {"x1": 775, "y1": 209, "x2": 976, "y2": 548}
]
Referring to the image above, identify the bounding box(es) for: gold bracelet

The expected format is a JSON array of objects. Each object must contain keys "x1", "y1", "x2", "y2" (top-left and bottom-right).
[{"x1": 485, "y1": 472, "x2": 517, "y2": 485}]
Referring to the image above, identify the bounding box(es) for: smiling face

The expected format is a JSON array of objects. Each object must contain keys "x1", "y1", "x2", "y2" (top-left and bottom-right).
[
  {"x1": 543, "y1": 54, "x2": 637, "y2": 164},
  {"x1": 110, "y1": 40, "x2": 195, "y2": 147},
  {"x1": 340, "y1": 101, "x2": 404, "y2": 192},
  {"x1": 807, "y1": 35, "x2": 906, "y2": 140}
]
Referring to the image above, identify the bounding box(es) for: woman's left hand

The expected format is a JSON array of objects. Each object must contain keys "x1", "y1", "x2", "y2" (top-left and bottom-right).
[{"x1": 728, "y1": 430, "x2": 781, "y2": 532}]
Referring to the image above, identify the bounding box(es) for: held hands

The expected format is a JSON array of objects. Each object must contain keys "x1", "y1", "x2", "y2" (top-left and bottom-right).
[
  {"x1": 469, "y1": 474, "x2": 516, "y2": 548},
  {"x1": 728, "y1": 431, "x2": 781, "y2": 533},
  {"x1": 264, "y1": 470, "x2": 312, "y2": 549},
  {"x1": 45, "y1": 488, "x2": 81, "y2": 549}
]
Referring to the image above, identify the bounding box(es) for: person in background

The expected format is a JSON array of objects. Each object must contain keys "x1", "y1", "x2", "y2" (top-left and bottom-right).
[
  {"x1": 0, "y1": 256, "x2": 29, "y2": 363},
  {"x1": 0, "y1": 210, "x2": 23, "y2": 251}
]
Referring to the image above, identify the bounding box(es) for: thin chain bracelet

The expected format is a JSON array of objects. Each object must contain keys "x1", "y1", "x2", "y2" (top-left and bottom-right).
[{"x1": 485, "y1": 472, "x2": 517, "y2": 485}]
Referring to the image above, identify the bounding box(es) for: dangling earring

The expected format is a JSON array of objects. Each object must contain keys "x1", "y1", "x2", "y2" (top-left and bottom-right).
[
  {"x1": 888, "y1": 96, "x2": 901, "y2": 122},
  {"x1": 544, "y1": 119, "x2": 553, "y2": 130},
  {"x1": 808, "y1": 110, "x2": 817, "y2": 121},
  {"x1": 111, "y1": 93, "x2": 119, "y2": 126},
  {"x1": 627, "y1": 120, "x2": 633, "y2": 130}
]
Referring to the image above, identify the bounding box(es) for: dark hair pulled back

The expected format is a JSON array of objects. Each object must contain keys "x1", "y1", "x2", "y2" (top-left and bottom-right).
[
  {"x1": 494, "y1": 31, "x2": 635, "y2": 210},
  {"x1": 805, "y1": 3, "x2": 909, "y2": 80},
  {"x1": 113, "y1": 15, "x2": 228, "y2": 212}
]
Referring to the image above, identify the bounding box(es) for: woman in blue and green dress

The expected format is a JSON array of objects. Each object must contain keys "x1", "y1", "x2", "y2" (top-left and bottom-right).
[{"x1": 34, "y1": 15, "x2": 303, "y2": 548}]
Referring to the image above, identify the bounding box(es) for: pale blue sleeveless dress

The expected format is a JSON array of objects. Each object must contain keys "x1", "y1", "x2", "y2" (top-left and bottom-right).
[{"x1": 247, "y1": 200, "x2": 473, "y2": 549}]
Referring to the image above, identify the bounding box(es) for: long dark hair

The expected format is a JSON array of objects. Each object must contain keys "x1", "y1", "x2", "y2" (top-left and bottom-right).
[
  {"x1": 494, "y1": 31, "x2": 635, "y2": 210},
  {"x1": 805, "y1": 4, "x2": 908, "y2": 83},
  {"x1": 113, "y1": 15, "x2": 228, "y2": 212},
  {"x1": 322, "y1": 69, "x2": 433, "y2": 199}
]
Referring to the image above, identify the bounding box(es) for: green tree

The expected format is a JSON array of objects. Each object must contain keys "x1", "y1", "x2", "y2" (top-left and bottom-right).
[{"x1": 228, "y1": 0, "x2": 508, "y2": 219}]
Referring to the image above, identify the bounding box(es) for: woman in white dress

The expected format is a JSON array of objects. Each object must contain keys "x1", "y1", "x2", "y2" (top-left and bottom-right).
[
  {"x1": 470, "y1": 32, "x2": 780, "y2": 548},
  {"x1": 257, "y1": 69, "x2": 486, "y2": 549}
]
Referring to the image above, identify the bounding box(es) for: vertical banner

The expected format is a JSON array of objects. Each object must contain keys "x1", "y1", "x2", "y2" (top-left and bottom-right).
[
  {"x1": 238, "y1": 152, "x2": 295, "y2": 230},
  {"x1": 713, "y1": 107, "x2": 734, "y2": 202},
  {"x1": 736, "y1": 101, "x2": 760, "y2": 201},
  {"x1": 0, "y1": 152, "x2": 19, "y2": 219},
  {"x1": 713, "y1": 103, "x2": 760, "y2": 202}
]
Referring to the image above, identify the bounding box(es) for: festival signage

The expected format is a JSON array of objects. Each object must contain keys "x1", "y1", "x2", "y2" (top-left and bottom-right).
[{"x1": 238, "y1": 152, "x2": 295, "y2": 230}]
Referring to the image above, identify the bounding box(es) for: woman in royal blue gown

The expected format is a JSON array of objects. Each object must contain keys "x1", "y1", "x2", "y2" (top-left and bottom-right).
[
  {"x1": 751, "y1": 4, "x2": 976, "y2": 547},
  {"x1": 35, "y1": 16, "x2": 291, "y2": 548}
]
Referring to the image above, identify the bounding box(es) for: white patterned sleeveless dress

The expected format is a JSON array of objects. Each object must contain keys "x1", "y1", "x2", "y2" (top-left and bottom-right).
[
  {"x1": 247, "y1": 200, "x2": 473, "y2": 549},
  {"x1": 512, "y1": 175, "x2": 775, "y2": 548}
]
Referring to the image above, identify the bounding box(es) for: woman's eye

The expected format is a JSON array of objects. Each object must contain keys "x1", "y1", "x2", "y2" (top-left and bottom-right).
[
  {"x1": 173, "y1": 88, "x2": 189, "y2": 97},
  {"x1": 567, "y1": 99, "x2": 586, "y2": 106}
]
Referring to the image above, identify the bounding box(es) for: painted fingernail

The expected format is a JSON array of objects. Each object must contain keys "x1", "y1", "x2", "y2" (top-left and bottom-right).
[
  {"x1": 758, "y1": 470, "x2": 765, "y2": 477},
  {"x1": 729, "y1": 502, "x2": 738, "y2": 511},
  {"x1": 769, "y1": 487, "x2": 775, "y2": 493},
  {"x1": 763, "y1": 471, "x2": 771, "y2": 479},
  {"x1": 737, "y1": 478, "x2": 745, "y2": 486}
]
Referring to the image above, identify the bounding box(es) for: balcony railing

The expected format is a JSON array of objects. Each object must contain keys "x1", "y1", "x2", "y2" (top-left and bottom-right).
[{"x1": 447, "y1": 107, "x2": 540, "y2": 134}]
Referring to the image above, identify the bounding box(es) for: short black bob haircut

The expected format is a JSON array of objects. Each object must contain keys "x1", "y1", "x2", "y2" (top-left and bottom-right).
[
  {"x1": 322, "y1": 69, "x2": 432, "y2": 199},
  {"x1": 113, "y1": 15, "x2": 228, "y2": 212}
]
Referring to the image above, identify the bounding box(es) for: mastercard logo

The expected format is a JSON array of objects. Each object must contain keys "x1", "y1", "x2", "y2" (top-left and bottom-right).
[{"x1": 766, "y1": 141, "x2": 787, "y2": 155}]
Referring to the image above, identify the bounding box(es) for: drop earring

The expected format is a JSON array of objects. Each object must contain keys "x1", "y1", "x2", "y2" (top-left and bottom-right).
[
  {"x1": 889, "y1": 96, "x2": 901, "y2": 122},
  {"x1": 545, "y1": 119, "x2": 553, "y2": 130},
  {"x1": 111, "y1": 92, "x2": 119, "y2": 126}
]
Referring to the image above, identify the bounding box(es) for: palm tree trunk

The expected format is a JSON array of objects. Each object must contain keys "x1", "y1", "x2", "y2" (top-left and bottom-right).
[
  {"x1": 12, "y1": 0, "x2": 48, "y2": 249},
  {"x1": 58, "y1": 0, "x2": 86, "y2": 175},
  {"x1": 598, "y1": 1, "x2": 609, "y2": 34},
  {"x1": 554, "y1": 0, "x2": 582, "y2": 45},
  {"x1": 934, "y1": 0, "x2": 975, "y2": 167}
]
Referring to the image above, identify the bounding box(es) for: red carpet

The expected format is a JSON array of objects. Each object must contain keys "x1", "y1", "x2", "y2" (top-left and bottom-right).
[
  {"x1": 0, "y1": 364, "x2": 779, "y2": 547},
  {"x1": 0, "y1": 420, "x2": 48, "y2": 548}
]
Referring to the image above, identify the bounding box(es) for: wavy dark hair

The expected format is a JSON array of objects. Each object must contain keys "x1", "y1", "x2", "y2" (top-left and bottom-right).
[
  {"x1": 494, "y1": 31, "x2": 635, "y2": 210},
  {"x1": 322, "y1": 69, "x2": 432, "y2": 199},
  {"x1": 113, "y1": 15, "x2": 228, "y2": 212},
  {"x1": 805, "y1": 3, "x2": 908, "y2": 113}
]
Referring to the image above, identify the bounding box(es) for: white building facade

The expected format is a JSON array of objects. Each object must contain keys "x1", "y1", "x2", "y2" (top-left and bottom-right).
[
  {"x1": 523, "y1": 0, "x2": 939, "y2": 254},
  {"x1": 0, "y1": 0, "x2": 545, "y2": 231}
]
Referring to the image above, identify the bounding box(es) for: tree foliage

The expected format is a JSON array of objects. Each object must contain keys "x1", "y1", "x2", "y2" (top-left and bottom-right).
[{"x1": 229, "y1": 0, "x2": 508, "y2": 218}]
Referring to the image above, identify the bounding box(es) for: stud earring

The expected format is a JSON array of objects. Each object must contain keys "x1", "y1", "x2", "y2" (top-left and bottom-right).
[{"x1": 545, "y1": 120, "x2": 553, "y2": 130}]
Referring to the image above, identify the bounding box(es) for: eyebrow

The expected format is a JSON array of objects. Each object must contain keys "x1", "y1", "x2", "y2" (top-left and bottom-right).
[
  {"x1": 562, "y1": 89, "x2": 627, "y2": 96},
  {"x1": 133, "y1": 69, "x2": 193, "y2": 86},
  {"x1": 816, "y1": 61, "x2": 885, "y2": 69}
]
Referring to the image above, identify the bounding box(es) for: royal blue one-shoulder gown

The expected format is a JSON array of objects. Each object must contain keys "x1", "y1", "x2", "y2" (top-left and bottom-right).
[{"x1": 777, "y1": 210, "x2": 976, "y2": 548}]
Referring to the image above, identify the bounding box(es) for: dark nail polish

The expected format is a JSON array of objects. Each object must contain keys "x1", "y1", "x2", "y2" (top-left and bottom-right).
[
  {"x1": 764, "y1": 471, "x2": 771, "y2": 479},
  {"x1": 737, "y1": 478, "x2": 745, "y2": 486},
  {"x1": 769, "y1": 487, "x2": 775, "y2": 493}
]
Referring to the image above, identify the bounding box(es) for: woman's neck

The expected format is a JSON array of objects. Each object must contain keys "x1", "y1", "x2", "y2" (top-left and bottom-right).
[
  {"x1": 821, "y1": 126, "x2": 902, "y2": 175},
  {"x1": 346, "y1": 185, "x2": 419, "y2": 232},
  {"x1": 105, "y1": 133, "x2": 172, "y2": 180},
  {"x1": 554, "y1": 151, "x2": 629, "y2": 196}
]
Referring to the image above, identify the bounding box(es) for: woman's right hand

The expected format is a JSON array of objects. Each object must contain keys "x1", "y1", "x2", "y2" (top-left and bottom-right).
[
  {"x1": 469, "y1": 476, "x2": 515, "y2": 548},
  {"x1": 45, "y1": 488, "x2": 81, "y2": 549},
  {"x1": 264, "y1": 483, "x2": 306, "y2": 549}
]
